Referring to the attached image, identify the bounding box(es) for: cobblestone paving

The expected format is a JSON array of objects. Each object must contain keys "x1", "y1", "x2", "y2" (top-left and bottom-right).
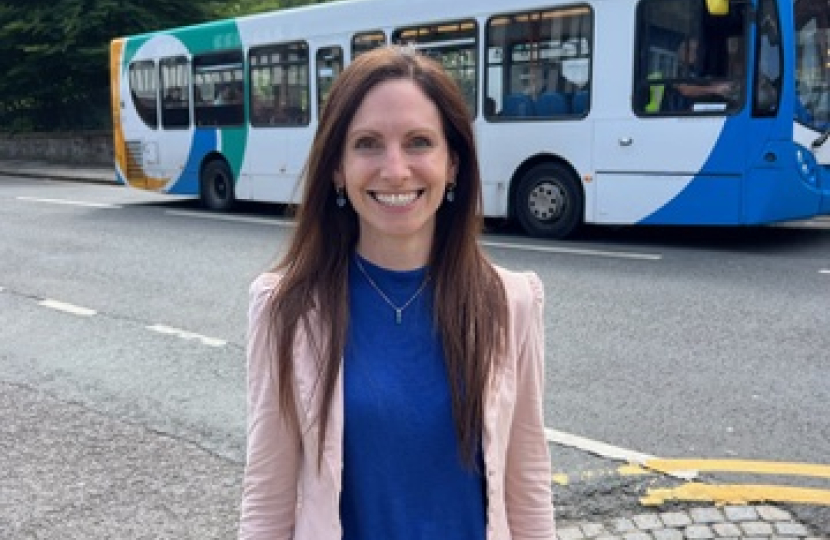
[{"x1": 556, "y1": 504, "x2": 827, "y2": 540}]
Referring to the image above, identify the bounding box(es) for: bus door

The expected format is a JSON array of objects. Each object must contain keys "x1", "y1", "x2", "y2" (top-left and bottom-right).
[
  {"x1": 156, "y1": 55, "x2": 193, "y2": 188},
  {"x1": 592, "y1": 0, "x2": 751, "y2": 226},
  {"x1": 244, "y1": 41, "x2": 315, "y2": 204},
  {"x1": 794, "y1": 0, "x2": 830, "y2": 214}
]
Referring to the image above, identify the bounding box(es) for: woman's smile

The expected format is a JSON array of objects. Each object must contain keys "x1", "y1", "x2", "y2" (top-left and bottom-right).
[{"x1": 370, "y1": 189, "x2": 425, "y2": 207}]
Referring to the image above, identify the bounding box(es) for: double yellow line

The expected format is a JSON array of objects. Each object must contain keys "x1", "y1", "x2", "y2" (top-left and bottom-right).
[
  {"x1": 636, "y1": 459, "x2": 830, "y2": 506},
  {"x1": 552, "y1": 459, "x2": 830, "y2": 506}
]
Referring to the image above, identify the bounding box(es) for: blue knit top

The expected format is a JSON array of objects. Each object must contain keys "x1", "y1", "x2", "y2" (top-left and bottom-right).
[{"x1": 340, "y1": 253, "x2": 487, "y2": 540}]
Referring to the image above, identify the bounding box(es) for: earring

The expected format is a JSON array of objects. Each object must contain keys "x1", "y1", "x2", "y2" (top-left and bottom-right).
[
  {"x1": 445, "y1": 184, "x2": 456, "y2": 203},
  {"x1": 336, "y1": 187, "x2": 346, "y2": 208}
]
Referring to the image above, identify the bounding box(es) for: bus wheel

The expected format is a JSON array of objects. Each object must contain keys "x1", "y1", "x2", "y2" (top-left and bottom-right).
[
  {"x1": 200, "y1": 160, "x2": 235, "y2": 211},
  {"x1": 514, "y1": 163, "x2": 583, "y2": 239}
]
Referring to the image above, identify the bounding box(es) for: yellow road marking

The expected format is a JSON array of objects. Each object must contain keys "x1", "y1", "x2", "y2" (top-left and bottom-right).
[
  {"x1": 643, "y1": 458, "x2": 830, "y2": 479},
  {"x1": 552, "y1": 464, "x2": 656, "y2": 485},
  {"x1": 642, "y1": 482, "x2": 830, "y2": 506}
]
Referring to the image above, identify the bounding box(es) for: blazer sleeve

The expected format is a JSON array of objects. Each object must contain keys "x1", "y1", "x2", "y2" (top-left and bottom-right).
[
  {"x1": 504, "y1": 272, "x2": 557, "y2": 539},
  {"x1": 239, "y1": 274, "x2": 301, "y2": 540}
]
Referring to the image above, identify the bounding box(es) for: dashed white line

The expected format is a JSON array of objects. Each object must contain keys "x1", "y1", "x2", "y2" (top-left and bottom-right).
[
  {"x1": 481, "y1": 240, "x2": 662, "y2": 260},
  {"x1": 820, "y1": 269, "x2": 830, "y2": 275},
  {"x1": 38, "y1": 299, "x2": 97, "y2": 317},
  {"x1": 16, "y1": 196, "x2": 121, "y2": 209},
  {"x1": 165, "y1": 209, "x2": 293, "y2": 227},
  {"x1": 146, "y1": 324, "x2": 227, "y2": 348}
]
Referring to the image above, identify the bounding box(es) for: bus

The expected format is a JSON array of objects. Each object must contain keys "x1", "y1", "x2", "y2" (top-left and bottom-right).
[{"x1": 109, "y1": 0, "x2": 830, "y2": 238}]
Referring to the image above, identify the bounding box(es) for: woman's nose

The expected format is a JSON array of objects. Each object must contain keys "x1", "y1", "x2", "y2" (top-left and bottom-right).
[{"x1": 380, "y1": 144, "x2": 410, "y2": 181}]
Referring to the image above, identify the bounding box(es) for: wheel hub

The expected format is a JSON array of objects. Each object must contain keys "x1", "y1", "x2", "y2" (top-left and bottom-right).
[
  {"x1": 528, "y1": 181, "x2": 565, "y2": 221},
  {"x1": 214, "y1": 175, "x2": 228, "y2": 199}
]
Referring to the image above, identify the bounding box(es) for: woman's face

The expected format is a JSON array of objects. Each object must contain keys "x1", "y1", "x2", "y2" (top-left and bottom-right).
[{"x1": 335, "y1": 79, "x2": 457, "y2": 263}]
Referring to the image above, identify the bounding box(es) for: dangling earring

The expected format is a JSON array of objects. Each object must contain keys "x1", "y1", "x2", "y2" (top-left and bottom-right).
[
  {"x1": 336, "y1": 187, "x2": 346, "y2": 208},
  {"x1": 445, "y1": 183, "x2": 456, "y2": 203}
]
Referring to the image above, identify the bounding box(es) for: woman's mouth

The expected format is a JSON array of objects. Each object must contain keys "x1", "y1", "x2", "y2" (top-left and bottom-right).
[{"x1": 371, "y1": 190, "x2": 424, "y2": 207}]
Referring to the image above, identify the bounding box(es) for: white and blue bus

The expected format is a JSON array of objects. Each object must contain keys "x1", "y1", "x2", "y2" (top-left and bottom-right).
[{"x1": 110, "y1": 0, "x2": 830, "y2": 238}]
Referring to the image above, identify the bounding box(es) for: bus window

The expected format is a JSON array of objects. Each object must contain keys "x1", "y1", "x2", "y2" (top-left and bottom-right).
[
  {"x1": 635, "y1": 0, "x2": 748, "y2": 116},
  {"x1": 794, "y1": 0, "x2": 830, "y2": 130},
  {"x1": 352, "y1": 31, "x2": 386, "y2": 59},
  {"x1": 316, "y1": 46, "x2": 343, "y2": 115},
  {"x1": 753, "y1": 0, "x2": 783, "y2": 117},
  {"x1": 193, "y1": 50, "x2": 245, "y2": 127},
  {"x1": 393, "y1": 20, "x2": 478, "y2": 116},
  {"x1": 485, "y1": 7, "x2": 593, "y2": 121},
  {"x1": 160, "y1": 56, "x2": 190, "y2": 129},
  {"x1": 128, "y1": 61, "x2": 158, "y2": 129},
  {"x1": 249, "y1": 42, "x2": 310, "y2": 127}
]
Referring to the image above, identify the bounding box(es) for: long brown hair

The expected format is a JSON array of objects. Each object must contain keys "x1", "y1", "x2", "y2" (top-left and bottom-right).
[{"x1": 269, "y1": 46, "x2": 508, "y2": 467}]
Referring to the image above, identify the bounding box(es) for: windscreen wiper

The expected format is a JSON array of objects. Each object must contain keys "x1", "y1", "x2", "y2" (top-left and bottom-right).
[{"x1": 812, "y1": 127, "x2": 830, "y2": 149}]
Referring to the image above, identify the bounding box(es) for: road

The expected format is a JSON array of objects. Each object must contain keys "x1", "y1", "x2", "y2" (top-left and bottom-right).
[{"x1": 1, "y1": 175, "x2": 828, "y2": 536}]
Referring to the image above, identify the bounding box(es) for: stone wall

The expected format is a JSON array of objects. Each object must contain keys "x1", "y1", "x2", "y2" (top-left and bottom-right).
[{"x1": 0, "y1": 131, "x2": 113, "y2": 165}]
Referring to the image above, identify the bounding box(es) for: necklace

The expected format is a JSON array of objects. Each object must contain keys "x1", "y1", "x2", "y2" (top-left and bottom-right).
[{"x1": 354, "y1": 256, "x2": 430, "y2": 324}]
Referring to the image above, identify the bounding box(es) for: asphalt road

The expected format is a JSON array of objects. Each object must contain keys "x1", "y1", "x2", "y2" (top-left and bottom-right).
[{"x1": 1, "y1": 176, "x2": 828, "y2": 535}]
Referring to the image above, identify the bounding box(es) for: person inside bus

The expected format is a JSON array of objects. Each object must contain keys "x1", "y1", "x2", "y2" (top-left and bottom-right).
[
  {"x1": 239, "y1": 45, "x2": 556, "y2": 540},
  {"x1": 665, "y1": 37, "x2": 734, "y2": 111}
]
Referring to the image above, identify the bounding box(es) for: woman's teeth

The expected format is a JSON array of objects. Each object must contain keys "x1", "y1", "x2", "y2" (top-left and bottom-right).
[{"x1": 374, "y1": 192, "x2": 419, "y2": 206}]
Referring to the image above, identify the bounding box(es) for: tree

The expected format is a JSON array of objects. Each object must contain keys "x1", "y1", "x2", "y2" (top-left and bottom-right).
[
  {"x1": 208, "y1": 0, "x2": 338, "y2": 18},
  {"x1": 0, "y1": 0, "x2": 337, "y2": 132},
  {"x1": 0, "y1": 0, "x2": 213, "y2": 131}
]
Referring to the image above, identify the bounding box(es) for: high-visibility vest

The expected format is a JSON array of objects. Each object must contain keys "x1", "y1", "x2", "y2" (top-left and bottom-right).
[{"x1": 645, "y1": 71, "x2": 665, "y2": 112}]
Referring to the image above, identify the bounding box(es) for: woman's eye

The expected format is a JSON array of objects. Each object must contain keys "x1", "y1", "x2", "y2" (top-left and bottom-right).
[
  {"x1": 354, "y1": 137, "x2": 378, "y2": 150},
  {"x1": 409, "y1": 136, "x2": 433, "y2": 149}
]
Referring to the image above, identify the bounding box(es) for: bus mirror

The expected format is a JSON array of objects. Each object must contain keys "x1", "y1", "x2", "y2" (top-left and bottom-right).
[{"x1": 706, "y1": 0, "x2": 730, "y2": 15}]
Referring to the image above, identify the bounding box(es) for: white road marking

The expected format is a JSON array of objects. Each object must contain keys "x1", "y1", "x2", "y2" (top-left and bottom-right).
[
  {"x1": 545, "y1": 428, "x2": 656, "y2": 464},
  {"x1": 481, "y1": 240, "x2": 662, "y2": 260},
  {"x1": 820, "y1": 269, "x2": 830, "y2": 275},
  {"x1": 545, "y1": 428, "x2": 699, "y2": 480},
  {"x1": 16, "y1": 196, "x2": 121, "y2": 209},
  {"x1": 774, "y1": 219, "x2": 830, "y2": 230},
  {"x1": 39, "y1": 299, "x2": 97, "y2": 317},
  {"x1": 164, "y1": 210, "x2": 660, "y2": 260},
  {"x1": 146, "y1": 324, "x2": 227, "y2": 348},
  {"x1": 165, "y1": 210, "x2": 294, "y2": 227}
]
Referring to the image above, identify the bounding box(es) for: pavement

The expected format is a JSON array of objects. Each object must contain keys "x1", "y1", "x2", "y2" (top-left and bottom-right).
[
  {"x1": 0, "y1": 160, "x2": 117, "y2": 184},
  {"x1": 1, "y1": 161, "x2": 828, "y2": 539},
  {"x1": 3, "y1": 380, "x2": 826, "y2": 540}
]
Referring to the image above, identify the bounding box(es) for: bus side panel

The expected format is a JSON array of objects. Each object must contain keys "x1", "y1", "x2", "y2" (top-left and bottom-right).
[
  {"x1": 638, "y1": 175, "x2": 743, "y2": 225},
  {"x1": 594, "y1": 173, "x2": 742, "y2": 225}
]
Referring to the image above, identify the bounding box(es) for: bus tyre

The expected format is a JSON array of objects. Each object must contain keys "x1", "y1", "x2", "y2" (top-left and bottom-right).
[
  {"x1": 200, "y1": 160, "x2": 235, "y2": 211},
  {"x1": 514, "y1": 163, "x2": 583, "y2": 239}
]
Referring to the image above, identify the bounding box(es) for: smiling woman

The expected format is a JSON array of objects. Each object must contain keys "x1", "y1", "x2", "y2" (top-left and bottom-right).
[
  {"x1": 334, "y1": 78, "x2": 457, "y2": 267},
  {"x1": 239, "y1": 46, "x2": 555, "y2": 540}
]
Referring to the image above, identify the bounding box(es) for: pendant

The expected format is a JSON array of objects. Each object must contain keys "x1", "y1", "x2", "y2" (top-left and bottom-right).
[{"x1": 395, "y1": 309, "x2": 402, "y2": 324}]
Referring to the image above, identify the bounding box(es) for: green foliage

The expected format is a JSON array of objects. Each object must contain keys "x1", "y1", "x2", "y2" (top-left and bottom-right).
[
  {"x1": 0, "y1": 0, "x2": 337, "y2": 132},
  {"x1": 0, "y1": 0, "x2": 205, "y2": 131},
  {"x1": 210, "y1": 0, "x2": 334, "y2": 18}
]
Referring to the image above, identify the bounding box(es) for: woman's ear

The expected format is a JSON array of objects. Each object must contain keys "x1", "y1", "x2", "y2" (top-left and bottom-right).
[{"x1": 449, "y1": 153, "x2": 459, "y2": 181}]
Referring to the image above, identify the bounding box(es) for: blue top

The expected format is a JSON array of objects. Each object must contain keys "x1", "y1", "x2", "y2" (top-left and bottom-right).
[{"x1": 340, "y1": 254, "x2": 487, "y2": 540}]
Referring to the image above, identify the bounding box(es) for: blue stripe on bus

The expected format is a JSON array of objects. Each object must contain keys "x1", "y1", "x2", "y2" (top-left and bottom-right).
[
  {"x1": 167, "y1": 129, "x2": 218, "y2": 195},
  {"x1": 642, "y1": 102, "x2": 827, "y2": 225}
]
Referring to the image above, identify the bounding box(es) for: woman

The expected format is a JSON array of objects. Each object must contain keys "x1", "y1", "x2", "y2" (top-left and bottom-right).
[{"x1": 240, "y1": 46, "x2": 555, "y2": 540}]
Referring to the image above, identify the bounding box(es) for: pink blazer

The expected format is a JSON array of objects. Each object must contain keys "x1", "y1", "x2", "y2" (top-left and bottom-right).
[{"x1": 239, "y1": 267, "x2": 556, "y2": 540}]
